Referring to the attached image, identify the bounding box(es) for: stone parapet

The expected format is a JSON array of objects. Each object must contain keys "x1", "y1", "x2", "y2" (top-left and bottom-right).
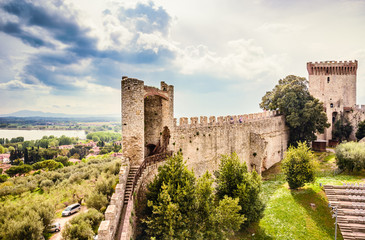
[
  {"x1": 97, "y1": 158, "x2": 129, "y2": 240},
  {"x1": 307, "y1": 60, "x2": 358, "y2": 75},
  {"x1": 174, "y1": 111, "x2": 279, "y2": 128}
]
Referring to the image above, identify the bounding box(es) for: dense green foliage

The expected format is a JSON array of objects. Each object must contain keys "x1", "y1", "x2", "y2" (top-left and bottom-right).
[
  {"x1": 0, "y1": 145, "x2": 5, "y2": 154},
  {"x1": 0, "y1": 175, "x2": 8, "y2": 183},
  {"x1": 144, "y1": 153, "x2": 245, "y2": 240},
  {"x1": 5, "y1": 164, "x2": 33, "y2": 177},
  {"x1": 282, "y1": 142, "x2": 317, "y2": 189},
  {"x1": 332, "y1": 117, "x2": 353, "y2": 142},
  {"x1": 336, "y1": 141, "x2": 365, "y2": 171},
  {"x1": 86, "y1": 131, "x2": 121, "y2": 142},
  {"x1": 215, "y1": 153, "x2": 264, "y2": 225},
  {"x1": 62, "y1": 209, "x2": 103, "y2": 240},
  {"x1": 32, "y1": 160, "x2": 64, "y2": 171},
  {"x1": 0, "y1": 200, "x2": 54, "y2": 240},
  {"x1": 356, "y1": 120, "x2": 365, "y2": 141},
  {"x1": 260, "y1": 75, "x2": 329, "y2": 146},
  {"x1": 0, "y1": 155, "x2": 121, "y2": 239}
]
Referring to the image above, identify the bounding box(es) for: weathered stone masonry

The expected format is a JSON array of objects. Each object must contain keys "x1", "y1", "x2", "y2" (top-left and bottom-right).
[
  {"x1": 307, "y1": 60, "x2": 365, "y2": 142},
  {"x1": 122, "y1": 77, "x2": 289, "y2": 176}
]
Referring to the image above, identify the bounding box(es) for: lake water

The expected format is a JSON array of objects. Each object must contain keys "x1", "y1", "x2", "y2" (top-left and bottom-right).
[{"x1": 0, "y1": 129, "x2": 86, "y2": 141}]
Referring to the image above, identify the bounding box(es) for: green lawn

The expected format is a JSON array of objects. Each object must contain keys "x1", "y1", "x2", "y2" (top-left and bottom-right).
[{"x1": 234, "y1": 152, "x2": 365, "y2": 240}]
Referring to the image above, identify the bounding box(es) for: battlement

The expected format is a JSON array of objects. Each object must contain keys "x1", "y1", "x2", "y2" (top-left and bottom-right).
[
  {"x1": 174, "y1": 110, "x2": 280, "y2": 127},
  {"x1": 356, "y1": 105, "x2": 365, "y2": 112},
  {"x1": 307, "y1": 60, "x2": 358, "y2": 75}
]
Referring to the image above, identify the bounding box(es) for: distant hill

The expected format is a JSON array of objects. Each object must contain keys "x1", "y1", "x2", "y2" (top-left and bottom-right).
[{"x1": 0, "y1": 110, "x2": 120, "y2": 119}]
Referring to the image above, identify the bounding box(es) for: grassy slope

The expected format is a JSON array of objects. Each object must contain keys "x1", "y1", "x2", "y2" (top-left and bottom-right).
[{"x1": 235, "y1": 152, "x2": 365, "y2": 240}]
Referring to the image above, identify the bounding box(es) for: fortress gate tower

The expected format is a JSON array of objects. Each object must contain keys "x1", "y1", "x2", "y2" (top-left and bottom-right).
[
  {"x1": 121, "y1": 77, "x2": 174, "y2": 165},
  {"x1": 307, "y1": 60, "x2": 358, "y2": 142}
]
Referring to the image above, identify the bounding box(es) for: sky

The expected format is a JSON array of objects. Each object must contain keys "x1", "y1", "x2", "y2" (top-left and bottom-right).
[{"x1": 0, "y1": 0, "x2": 365, "y2": 118}]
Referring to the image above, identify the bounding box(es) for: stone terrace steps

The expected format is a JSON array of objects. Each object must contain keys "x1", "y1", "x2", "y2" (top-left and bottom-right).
[
  {"x1": 324, "y1": 184, "x2": 365, "y2": 240},
  {"x1": 123, "y1": 166, "x2": 139, "y2": 204}
]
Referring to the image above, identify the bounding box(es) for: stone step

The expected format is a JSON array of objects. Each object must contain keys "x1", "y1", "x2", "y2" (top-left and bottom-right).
[
  {"x1": 340, "y1": 209, "x2": 365, "y2": 217},
  {"x1": 342, "y1": 231, "x2": 365, "y2": 240},
  {"x1": 340, "y1": 223, "x2": 365, "y2": 233}
]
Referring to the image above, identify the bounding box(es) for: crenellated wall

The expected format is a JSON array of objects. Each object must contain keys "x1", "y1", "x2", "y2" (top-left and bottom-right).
[
  {"x1": 121, "y1": 77, "x2": 289, "y2": 176},
  {"x1": 171, "y1": 111, "x2": 288, "y2": 176},
  {"x1": 98, "y1": 158, "x2": 129, "y2": 240}
]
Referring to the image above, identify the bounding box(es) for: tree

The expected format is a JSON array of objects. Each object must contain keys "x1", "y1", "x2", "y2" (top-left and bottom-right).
[
  {"x1": 92, "y1": 136, "x2": 100, "y2": 142},
  {"x1": 144, "y1": 153, "x2": 245, "y2": 239},
  {"x1": 0, "y1": 145, "x2": 5, "y2": 154},
  {"x1": 332, "y1": 116, "x2": 353, "y2": 142},
  {"x1": 5, "y1": 165, "x2": 32, "y2": 177},
  {"x1": 260, "y1": 75, "x2": 329, "y2": 146},
  {"x1": 145, "y1": 183, "x2": 183, "y2": 239},
  {"x1": 282, "y1": 142, "x2": 317, "y2": 189},
  {"x1": 356, "y1": 120, "x2": 365, "y2": 141},
  {"x1": 215, "y1": 153, "x2": 264, "y2": 226},
  {"x1": 8, "y1": 146, "x2": 15, "y2": 152},
  {"x1": 193, "y1": 172, "x2": 245, "y2": 239},
  {"x1": 85, "y1": 192, "x2": 108, "y2": 212},
  {"x1": 32, "y1": 160, "x2": 63, "y2": 171},
  {"x1": 59, "y1": 135, "x2": 72, "y2": 145},
  {"x1": 146, "y1": 153, "x2": 196, "y2": 239}
]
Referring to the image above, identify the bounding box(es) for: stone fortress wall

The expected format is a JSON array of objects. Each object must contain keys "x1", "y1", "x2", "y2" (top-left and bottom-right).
[
  {"x1": 122, "y1": 77, "x2": 289, "y2": 176},
  {"x1": 171, "y1": 112, "x2": 287, "y2": 176},
  {"x1": 307, "y1": 60, "x2": 365, "y2": 142}
]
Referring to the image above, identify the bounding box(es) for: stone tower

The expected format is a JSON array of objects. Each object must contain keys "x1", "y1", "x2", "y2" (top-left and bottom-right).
[
  {"x1": 121, "y1": 77, "x2": 174, "y2": 165},
  {"x1": 307, "y1": 60, "x2": 358, "y2": 141}
]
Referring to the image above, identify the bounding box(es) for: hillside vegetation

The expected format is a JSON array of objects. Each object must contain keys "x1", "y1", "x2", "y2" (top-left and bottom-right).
[{"x1": 0, "y1": 154, "x2": 123, "y2": 240}]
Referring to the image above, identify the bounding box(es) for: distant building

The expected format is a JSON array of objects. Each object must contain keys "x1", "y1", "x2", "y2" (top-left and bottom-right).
[{"x1": 0, "y1": 154, "x2": 10, "y2": 163}]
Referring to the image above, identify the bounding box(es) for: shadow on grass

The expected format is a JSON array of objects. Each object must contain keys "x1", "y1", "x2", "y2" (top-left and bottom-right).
[
  {"x1": 233, "y1": 222, "x2": 274, "y2": 240},
  {"x1": 290, "y1": 187, "x2": 343, "y2": 240},
  {"x1": 233, "y1": 180, "x2": 284, "y2": 240}
]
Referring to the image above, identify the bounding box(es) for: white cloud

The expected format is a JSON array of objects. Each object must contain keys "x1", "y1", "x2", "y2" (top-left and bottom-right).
[
  {"x1": 175, "y1": 38, "x2": 287, "y2": 81},
  {"x1": 0, "y1": 79, "x2": 50, "y2": 91}
]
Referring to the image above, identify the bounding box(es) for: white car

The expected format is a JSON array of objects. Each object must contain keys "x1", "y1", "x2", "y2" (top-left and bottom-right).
[
  {"x1": 62, "y1": 203, "x2": 81, "y2": 217},
  {"x1": 47, "y1": 222, "x2": 61, "y2": 233}
]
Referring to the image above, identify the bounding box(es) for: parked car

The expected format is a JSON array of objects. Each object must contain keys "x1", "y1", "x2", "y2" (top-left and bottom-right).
[
  {"x1": 47, "y1": 222, "x2": 61, "y2": 232},
  {"x1": 62, "y1": 203, "x2": 81, "y2": 217}
]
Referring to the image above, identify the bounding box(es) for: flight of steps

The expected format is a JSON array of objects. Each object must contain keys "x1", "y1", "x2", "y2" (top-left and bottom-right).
[
  {"x1": 124, "y1": 165, "x2": 139, "y2": 204},
  {"x1": 325, "y1": 184, "x2": 365, "y2": 240}
]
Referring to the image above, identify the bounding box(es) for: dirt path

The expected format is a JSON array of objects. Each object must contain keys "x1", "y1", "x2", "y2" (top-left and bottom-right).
[{"x1": 49, "y1": 206, "x2": 88, "y2": 240}]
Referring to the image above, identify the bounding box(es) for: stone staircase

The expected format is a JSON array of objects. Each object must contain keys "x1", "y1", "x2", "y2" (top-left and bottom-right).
[
  {"x1": 324, "y1": 184, "x2": 365, "y2": 240},
  {"x1": 124, "y1": 165, "x2": 139, "y2": 204}
]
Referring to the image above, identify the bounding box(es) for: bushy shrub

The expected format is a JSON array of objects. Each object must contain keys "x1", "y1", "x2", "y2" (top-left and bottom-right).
[
  {"x1": 0, "y1": 174, "x2": 8, "y2": 183},
  {"x1": 356, "y1": 120, "x2": 365, "y2": 141},
  {"x1": 85, "y1": 192, "x2": 108, "y2": 212},
  {"x1": 215, "y1": 152, "x2": 264, "y2": 225},
  {"x1": 95, "y1": 177, "x2": 115, "y2": 197},
  {"x1": 32, "y1": 160, "x2": 63, "y2": 171},
  {"x1": 5, "y1": 164, "x2": 32, "y2": 177},
  {"x1": 0, "y1": 200, "x2": 54, "y2": 239},
  {"x1": 40, "y1": 179, "x2": 54, "y2": 189},
  {"x1": 336, "y1": 142, "x2": 365, "y2": 171},
  {"x1": 62, "y1": 209, "x2": 103, "y2": 240},
  {"x1": 282, "y1": 142, "x2": 317, "y2": 189}
]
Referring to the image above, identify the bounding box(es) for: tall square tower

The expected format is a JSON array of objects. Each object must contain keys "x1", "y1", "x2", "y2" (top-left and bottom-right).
[{"x1": 307, "y1": 60, "x2": 358, "y2": 141}]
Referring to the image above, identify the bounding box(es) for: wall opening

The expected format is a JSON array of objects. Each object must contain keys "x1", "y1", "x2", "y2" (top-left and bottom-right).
[
  {"x1": 327, "y1": 77, "x2": 330, "y2": 83},
  {"x1": 146, "y1": 144, "x2": 157, "y2": 157},
  {"x1": 144, "y1": 95, "x2": 164, "y2": 157},
  {"x1": 332, "y1": 112, "x2": 338, "y2": 123}
]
